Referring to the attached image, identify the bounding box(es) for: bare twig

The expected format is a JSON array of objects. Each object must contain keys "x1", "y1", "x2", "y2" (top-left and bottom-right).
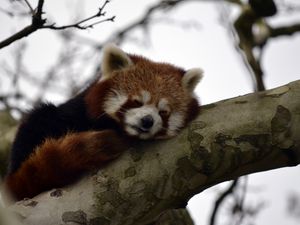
[
  {"x1": 107, "y1": 0, "x2": 196, "y2": 44},
  {"x1": 23, "y1": 0, "x2": 35, "y2": 15},
  {"x1": 233, "y1": 6, "x2": 266, "y2": 91},
  {"x1": 232, "y1": 176, "x2": 248, "y2": 225},
  {"x1": 0, "y1": 0, "x2": 114, "y2": 49},
  {"x1": 43, "y1": 17, "x2": 115, "y2": 30},
  {"x1": 209, "y1": 179, "x2": 239, "y2": 225},
  {"x1": 270, "y1": 23, "x2": 300, "y2": 38},
  {"x1": 217, "y1": 4, "x2": 263, "y2": 91},
  {"x1": 42, "y1": 0, "x2": 115, "y2": 30}
]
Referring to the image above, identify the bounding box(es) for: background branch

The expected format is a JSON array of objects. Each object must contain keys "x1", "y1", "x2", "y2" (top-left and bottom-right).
[
  {"x1": 0, "y1": 0, "x2": 114, "y2": 49},
  {"x1": 209, "y1": 179, "x2": 239, "y2": 225},
  {"x1": 270, "y1": 23, "x2": 300, "y2": 38}
]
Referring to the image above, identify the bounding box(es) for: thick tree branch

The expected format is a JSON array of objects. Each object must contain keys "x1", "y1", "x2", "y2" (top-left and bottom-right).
[{"x1": 4, "y1": 79, "x2": 300, "y2": 225}]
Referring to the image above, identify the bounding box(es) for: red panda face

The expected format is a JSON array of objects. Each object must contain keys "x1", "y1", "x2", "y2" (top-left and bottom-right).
[
  {"x1": 103, "y1": 88, "x2": 185, "y2": 139},
  {"x1": 86, "y1": 44, "x2": 203, "y2": 139}
]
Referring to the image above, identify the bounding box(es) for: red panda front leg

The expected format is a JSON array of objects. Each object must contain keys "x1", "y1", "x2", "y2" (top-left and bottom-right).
[{"x1": 5, "y1": 130, "x2": 128, "y2": 201}]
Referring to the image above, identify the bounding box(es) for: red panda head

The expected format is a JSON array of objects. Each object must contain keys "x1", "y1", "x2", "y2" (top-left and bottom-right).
[{"x1": 86, "y1": 44, "x2": 203, "y2": 139}]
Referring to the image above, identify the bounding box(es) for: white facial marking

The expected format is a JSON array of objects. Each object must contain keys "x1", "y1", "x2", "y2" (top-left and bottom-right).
[
  {"x1": 132, "y1": 95, "x2": 142, "y2": 103},
  {"x1": 158, "y1": 98, "x2": 170, "y2": 113},
  {"x1": 141, "y1": 90, "x2": 151, "y2": 104},
  {"x1": 167, "y1": 112, "x2": 184, "y2": 137},
  {"x1": 104, "y1": 90, "x2": 128, "y2": 117},
  {"x1": 124, "y1": 105, "x2": 162, "y2": 139},
  {"x1": 125, "y1": 125, "x2": 139, "y2": 136}
]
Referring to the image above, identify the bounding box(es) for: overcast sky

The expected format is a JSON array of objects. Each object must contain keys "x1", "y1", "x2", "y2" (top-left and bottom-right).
[{"x1": 0, "y1": 0, "x2": 300, "y2": 224}]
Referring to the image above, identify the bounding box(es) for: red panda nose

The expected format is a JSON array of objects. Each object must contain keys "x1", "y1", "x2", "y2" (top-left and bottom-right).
[{"x1": 140, "y1": 115, "x2": 154, "y2": 130}]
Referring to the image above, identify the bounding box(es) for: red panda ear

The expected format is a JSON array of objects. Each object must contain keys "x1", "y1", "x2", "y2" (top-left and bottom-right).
[
  {"x1": 182, "y1": 68, "x2": 204, "y2": 94},
  {"x1": 101, "y1": 44, "x2": 133, "y2": 80}
]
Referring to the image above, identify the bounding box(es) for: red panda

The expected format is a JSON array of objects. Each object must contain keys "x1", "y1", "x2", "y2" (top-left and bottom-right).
[{"x1": 4, "y1": 44, "x2": 203, "y2": 201}]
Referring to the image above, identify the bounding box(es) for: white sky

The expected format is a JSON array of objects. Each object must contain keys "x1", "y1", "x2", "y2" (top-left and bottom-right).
[{"x1": 0, "y1": 0, "x2": 300, "y2": 224}]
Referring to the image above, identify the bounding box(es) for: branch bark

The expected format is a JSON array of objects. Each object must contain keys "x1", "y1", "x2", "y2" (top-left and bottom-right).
[{"x1": 4, "y1": 80, "x2": 300, "y2": 225}]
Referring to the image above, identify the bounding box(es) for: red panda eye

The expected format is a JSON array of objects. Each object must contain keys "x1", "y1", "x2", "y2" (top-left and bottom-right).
[
  {"x1": 159, "y1": 110, "x2": 169, "y2": 117},
  {"x1": 132, "y1": 99, "x2": 143, "y2": 108}
]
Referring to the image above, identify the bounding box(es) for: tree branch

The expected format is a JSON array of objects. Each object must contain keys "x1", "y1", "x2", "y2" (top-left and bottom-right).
[
  {"x1": 209, "y1": 179, "x2": 239, "y2": 225},
  {"x1": 4, "y1": 79, "x2": 300, "y2": 225},
  {"x1": 0, "y1": 0, "x2": 114, "y2": 49},
  {"x1": 42, "y1": 0, "x2": 115, "y2": 30},
  {"x1": 23, "y1": 0, "x2": 35, "y2": 15},
  {"x1": 0, "y1": 0, "x2": 45, "y2": 49},
  {"x1": 270, "y1": 23, "x2": 300, "y2": 38},
  {"x1": 107, "y1": 0, "x2": 203, "y2": 45},
  {"x1": 233, "y1": 6, "x2": 266, "y2": 91}
]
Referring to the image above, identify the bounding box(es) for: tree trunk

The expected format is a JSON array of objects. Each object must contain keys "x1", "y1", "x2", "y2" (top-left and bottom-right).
[{"x1": 4, "y1": 80, "x2": 300, "y2": 225}]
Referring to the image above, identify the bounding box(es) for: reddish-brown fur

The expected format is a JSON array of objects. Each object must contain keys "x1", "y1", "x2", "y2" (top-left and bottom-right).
[
  {"x1": 5, "y1": 130, "x2": 127, "y2": 200},
  {"x1": 85, "y1": 55, "x2": 193, "y2": 120},
  {"x1": 5, "y1": 48, "x2": 201, "y2": 201},
  {"x1": 85, "y1": 80, "x2": 112, "y2": 119}
]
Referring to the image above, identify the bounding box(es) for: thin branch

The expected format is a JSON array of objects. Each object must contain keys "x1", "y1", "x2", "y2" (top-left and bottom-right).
[
  {"x1": 233, "y1": 6, "x2": 266, "y2": 91},
  {"x1": 77, "y1": 0, "x2": 110, "y2": 24},
  {"x1": 85, "y1": 16, "x2": 116, "y2": 28},
  {"x1": 0, "y1": 0, "x2": 114, "y2": 50},
  {"x1": 233, "y1": 176, "x2": 248, "y2": 225},
  {"x1": 270, "y1": 23, "x2": 300, "y2": 38},
  {"x1": 42, "y1": 0, "x2": 115, "y2": 30},
  {"x1": 209, "y1": 179, "x2": 239, "y2": 225},
  {"x1": 107, "y1": 0, "x2": 196, "y2": 44},
  {"x1": 23, "y1": 0, "x2": 35, "y2": 15},
  {"x1": 217, "y1": 4, "x2": 264, "y2": 92},
  {"x1": 43, "y1": 16, "x2": 115, "y2": 30}
]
